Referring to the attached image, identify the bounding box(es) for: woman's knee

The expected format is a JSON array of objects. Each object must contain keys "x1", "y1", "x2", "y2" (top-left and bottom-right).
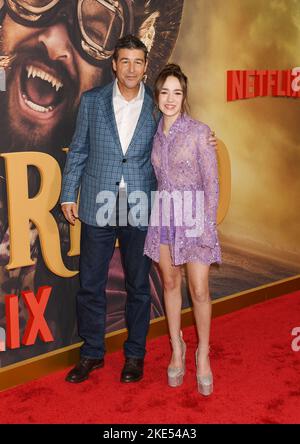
[
  {"x1": 190, "y1": 287, "x2": 210, "y2": 303},
  {"x1": 163, "y1": 274, "x2": 181, "y2": 292}
]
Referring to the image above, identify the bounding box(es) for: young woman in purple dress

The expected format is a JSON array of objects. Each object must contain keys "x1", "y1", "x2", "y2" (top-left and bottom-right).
[{"x1": 144, "y1": 64, "x2": 221, "y2": 396}]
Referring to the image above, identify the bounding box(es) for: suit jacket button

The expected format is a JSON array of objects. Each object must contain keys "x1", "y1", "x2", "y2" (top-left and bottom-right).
[
  {"x1": 116, "y1": 181, "x2": 120, "y2": 186},
  {"x1": 122, "y1": 158, "x2": 127, "y2": 163}
]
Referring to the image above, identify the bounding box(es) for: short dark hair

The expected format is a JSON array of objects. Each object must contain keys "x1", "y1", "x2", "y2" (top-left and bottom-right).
[
  {"x1": 154, "y1": 64, "x2": 190, "y2": 114},
  {"x1": 113, "y1": 35, "x2": 148, "y2": 61}
]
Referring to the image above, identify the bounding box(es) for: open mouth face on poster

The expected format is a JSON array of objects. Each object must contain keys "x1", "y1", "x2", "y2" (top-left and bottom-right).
[
  {"x1": 0, "y1": 0, "x2": 130, "y2": 152},
  {"x1": 0, "y1": 0, "x2": 184, "y2": 154}
]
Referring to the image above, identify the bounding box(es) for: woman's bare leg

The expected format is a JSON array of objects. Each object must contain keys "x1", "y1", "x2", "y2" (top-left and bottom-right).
[
  {"x1": 158, "y1": 244, "x2": 183, "y2": 368},
  {"x1": 186, "y1": 262, "x2": 212, "y2": 376}
]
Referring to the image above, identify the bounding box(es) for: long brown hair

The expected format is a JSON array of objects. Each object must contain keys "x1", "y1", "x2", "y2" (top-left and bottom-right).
[{"x1": 154, "y1": 64, "x2": 190, "y2": 115}]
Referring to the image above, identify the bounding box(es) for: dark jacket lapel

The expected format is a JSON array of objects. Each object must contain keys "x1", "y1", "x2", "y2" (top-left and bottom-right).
[
  {"x1": 101, "y1": 82, "x2": 123, "y2": 156},
  {"x1": 126, "y1": 86, "x2": 154, "y2": 154},
  {"x1": 101, "y1": 82, "x2": 154, "y2": 156}
]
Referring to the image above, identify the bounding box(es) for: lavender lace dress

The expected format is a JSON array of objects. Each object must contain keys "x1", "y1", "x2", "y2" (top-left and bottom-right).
[{"x1": 143, "y1": 113, "x2": 221, "y2": 266}]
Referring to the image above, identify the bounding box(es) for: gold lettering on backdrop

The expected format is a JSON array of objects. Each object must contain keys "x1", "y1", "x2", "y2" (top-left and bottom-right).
[
  {"x1": 1, "y1": 144, "x2": 231, "y2": 277},
  {"x1": 68, "y1": 217, "x2": 81, "y2": 257},
  {"x1": 62, "y1": 147, "x2": 81, "y2": 258},
  {"x1": 1, "y1": 152, "x2": 77, "y2": 277}
]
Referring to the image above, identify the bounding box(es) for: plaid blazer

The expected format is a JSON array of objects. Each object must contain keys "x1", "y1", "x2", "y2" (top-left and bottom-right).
[{"x1": 60, "y1": 81, "x2": 158, "y2": 229}]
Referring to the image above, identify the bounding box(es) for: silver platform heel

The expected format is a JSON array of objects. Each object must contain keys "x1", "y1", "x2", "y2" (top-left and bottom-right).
[
  {"x1": 195, "y1": 346, "x2": 213, "y2": 396},
  {"x1": 167, "y1": 331, "x2": 186, "y2": 387}
]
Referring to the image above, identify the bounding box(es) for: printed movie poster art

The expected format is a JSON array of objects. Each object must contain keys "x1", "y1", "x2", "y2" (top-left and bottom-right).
[{"x1": 0, "y1": 0, "x2": 184, "y2": 367}]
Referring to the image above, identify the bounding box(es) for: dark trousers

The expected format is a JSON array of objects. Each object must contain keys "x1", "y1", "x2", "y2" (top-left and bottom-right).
[{"x1": 77, "y1": 200, "x2": 152, "y2": 360}]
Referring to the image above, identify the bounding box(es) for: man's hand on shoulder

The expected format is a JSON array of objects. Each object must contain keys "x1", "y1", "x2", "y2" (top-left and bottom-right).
[
  {"x1": 208, "y1": 130, "x2": 218, "y2": 149},
  {"x1": 61, "y1": 203, "x2": 78, "y2": 225}
]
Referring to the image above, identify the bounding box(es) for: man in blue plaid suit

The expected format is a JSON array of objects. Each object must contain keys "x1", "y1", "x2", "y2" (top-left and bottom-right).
[
  {"x1": 61, "y1": 35, "x2": 216, "y2": 384},
  {"x1": 61, "y1": 35, "x2": 157, "y2": 384}
]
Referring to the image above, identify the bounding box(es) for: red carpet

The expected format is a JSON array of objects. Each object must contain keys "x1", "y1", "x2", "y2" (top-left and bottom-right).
[{"x1": 0, "y1": 291, "x2": 300, "y2": 424}]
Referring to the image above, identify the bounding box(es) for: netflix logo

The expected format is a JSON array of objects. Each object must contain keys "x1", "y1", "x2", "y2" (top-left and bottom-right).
[
  {"x1": 227, "y1": 67, "x2": 300, "y2": 101},
  {"x1": 0, "y1": 286, "x2": 54, "y2": 351}
]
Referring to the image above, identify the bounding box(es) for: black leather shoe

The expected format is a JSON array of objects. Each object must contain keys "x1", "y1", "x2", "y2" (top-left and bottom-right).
[
  {"x1": 120, "y1": 358, "x2": 144, "y2": 383},
  {"x1": 65, "y1": 357, "x2": 104, "y2": 383}
]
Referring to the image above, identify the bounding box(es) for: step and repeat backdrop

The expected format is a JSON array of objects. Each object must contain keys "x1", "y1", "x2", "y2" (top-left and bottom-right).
[{"x1": 0, "y1": 0, "x2": 299, "y2": 368}]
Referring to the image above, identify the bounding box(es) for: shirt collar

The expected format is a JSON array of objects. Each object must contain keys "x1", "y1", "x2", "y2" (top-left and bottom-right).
[
  {"x1": 113, "y1": 79, "x2": 144, "y2": 103},
  {"x1": 157, "y1": 113, "x2": 189, "y2": 137}
]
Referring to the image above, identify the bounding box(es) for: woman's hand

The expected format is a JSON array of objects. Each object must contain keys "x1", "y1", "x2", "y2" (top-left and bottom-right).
[{"x1": 208, "y1": 131, "x2": 218, "y2": 148}]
